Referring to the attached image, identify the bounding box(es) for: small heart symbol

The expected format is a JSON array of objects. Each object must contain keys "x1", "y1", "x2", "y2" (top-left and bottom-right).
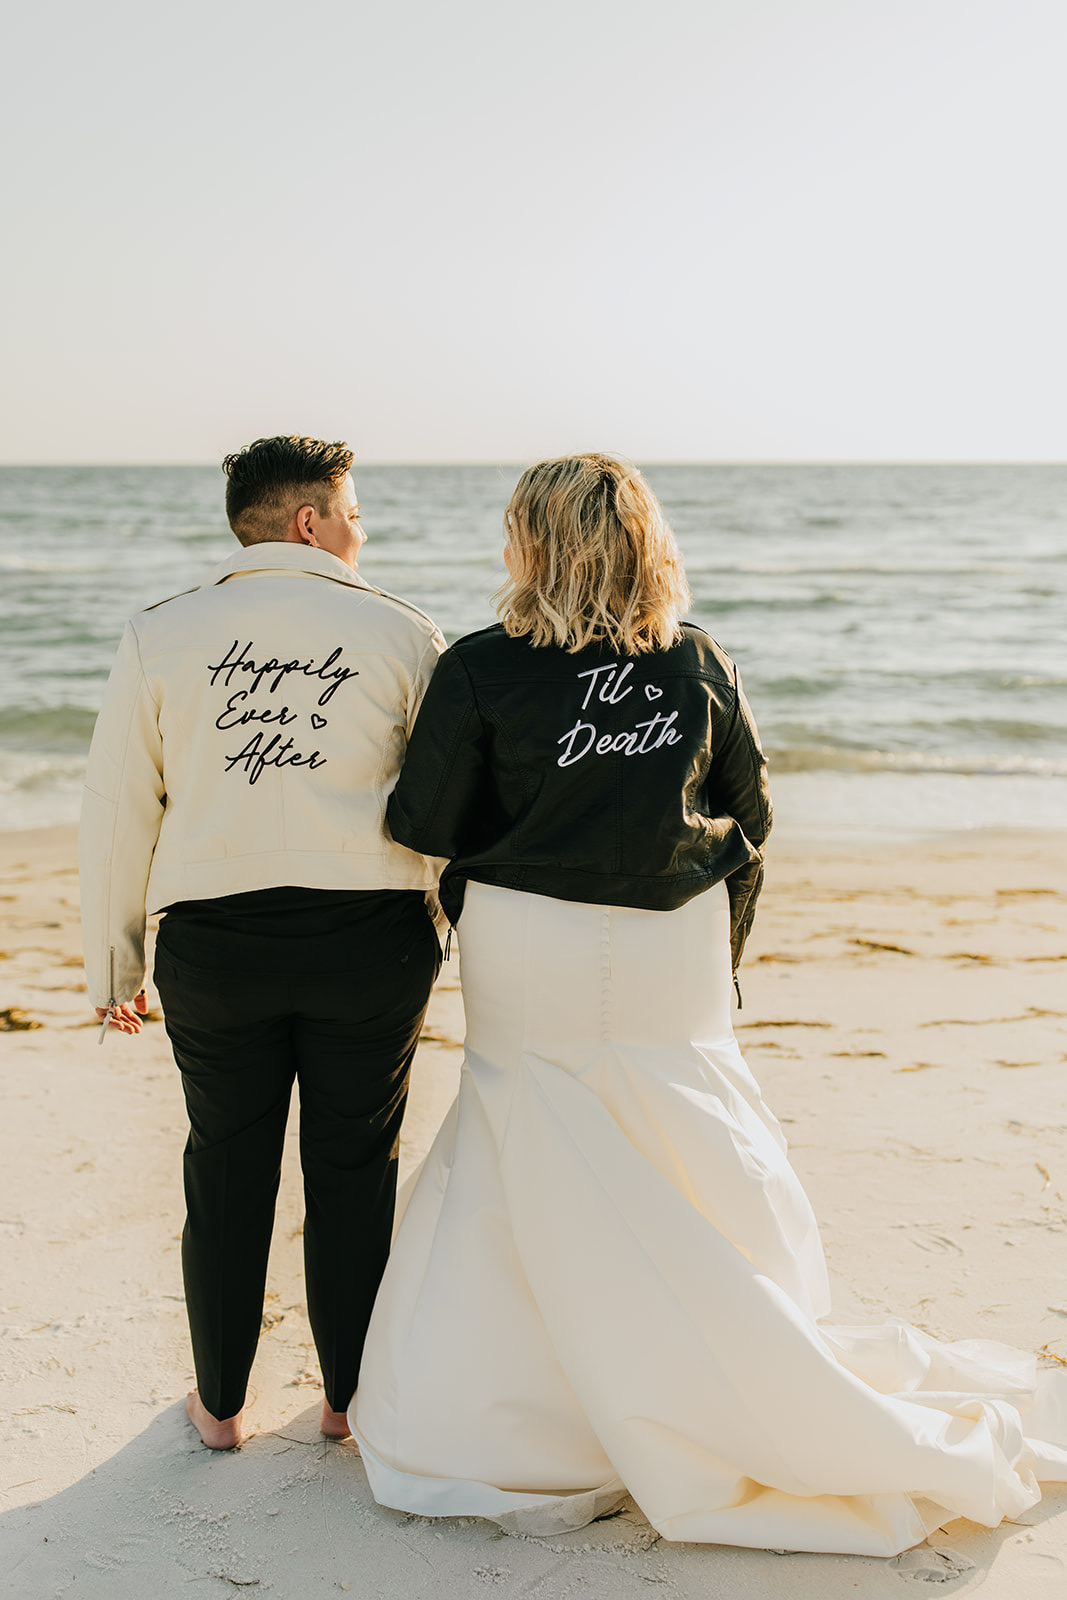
[
  {"x1": 644, "y1": 684, "x2": 663, "y2": 701},
  {"x1": 311, "y1": 714, "x2": 327, "y2": 730}
]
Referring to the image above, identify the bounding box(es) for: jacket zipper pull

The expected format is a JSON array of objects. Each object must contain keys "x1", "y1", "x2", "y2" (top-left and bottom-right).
[
  {"x1": 443, "y1": 926, "x2": 453, "y2": 961},
  {"x1": 733, "y1": 974, "x2": 743, "y2": 1010},
  {"x1": 98, "y1": 946, "x2": 117, "y2": 1045}
]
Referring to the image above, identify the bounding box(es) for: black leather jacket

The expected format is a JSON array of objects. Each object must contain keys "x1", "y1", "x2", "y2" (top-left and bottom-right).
[{"x1": 386, "y1": 622, "x2": 772, "y2": 972}]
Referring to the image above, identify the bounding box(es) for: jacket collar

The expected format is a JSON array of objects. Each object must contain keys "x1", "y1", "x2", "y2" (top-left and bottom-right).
[{"x1": 207, "y1": 541, "x2": 372, "y2": 591}]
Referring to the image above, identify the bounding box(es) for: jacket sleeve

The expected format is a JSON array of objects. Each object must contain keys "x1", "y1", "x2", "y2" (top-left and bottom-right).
[
  {"x1": 387, "y1": 648, "x2": 491, "y2": 859},
  {"x1": 79, "y1": 621, "x2": 166, "y2": 1007},
  {"x1": 407, "y1": 627, "x2": 448, "y2": 735},
  {"x1": 705, "y1": 664, "x2": 773, "y2": 971}
]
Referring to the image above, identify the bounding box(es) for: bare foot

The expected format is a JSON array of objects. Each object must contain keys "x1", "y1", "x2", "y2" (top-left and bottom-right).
[
  {"x1": 321, "y1": 1400, "x2": 352, "y2": 1439},
  {"x1": 186, "y1": 1390, "x2": 243, "y2": 1450}
]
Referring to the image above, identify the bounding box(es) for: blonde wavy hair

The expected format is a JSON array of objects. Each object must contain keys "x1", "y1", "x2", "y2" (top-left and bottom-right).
[{"x1": 496, "y1": 453, "x2": 690, "y2": 654}]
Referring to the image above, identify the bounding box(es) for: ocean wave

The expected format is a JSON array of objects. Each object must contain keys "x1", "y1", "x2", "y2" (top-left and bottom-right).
[
  {"x1": 0, "y1": 758, "x2": 86, "y2": 830},
  {"x1": 0, "y1": 705, "x2": 98, "y2": 748},
  {"x1": 691, "y1": 592, "x2": 850, "y2": 612},
  {"x1": 767, "y1": 745, "x2": 1067, "y2": 778},
  {"x1": 753, "y1": 670, "x2": 1067, "y2": 697},
  {"x1": 684, "y1": 560, "x2": 1030, "y2": 578},
  {"x1": 926, "y1": 717, "x2": 1066, "y2": 743},
  {"x1": 0, "y1": 750, "x2": 87, "y2": 832},
  {"x1": 0, "y1": 549, "x2": 212, "y2": 577},
  {"x1": 0, "y1": 553, "x2": 107, "y2": 575}
]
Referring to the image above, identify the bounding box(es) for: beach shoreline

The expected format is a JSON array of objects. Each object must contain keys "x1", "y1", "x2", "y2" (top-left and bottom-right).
[{"x1": 2, "y1": 823, "x2": 1066, "y2": 1597}]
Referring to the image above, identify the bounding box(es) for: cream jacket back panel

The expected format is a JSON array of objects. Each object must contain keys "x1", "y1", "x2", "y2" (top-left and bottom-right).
[{"x1": 79, "y1": 543, "x2": 446, "y2": 1007}]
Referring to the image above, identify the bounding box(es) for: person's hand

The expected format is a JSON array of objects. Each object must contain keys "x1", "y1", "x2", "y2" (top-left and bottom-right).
[{"x1": 95, "y1": 990, "x2": 149, "y2": 1035}]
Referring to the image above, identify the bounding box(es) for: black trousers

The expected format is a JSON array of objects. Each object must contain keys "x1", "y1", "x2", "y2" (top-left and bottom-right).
[{"x1": 153, "y1": 888, "x2": 440, "y2": 1420}]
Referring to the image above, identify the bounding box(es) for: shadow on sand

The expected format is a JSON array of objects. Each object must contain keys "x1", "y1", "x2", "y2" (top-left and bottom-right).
[{"x1": 2, "y1": 1401, "x2": 1065, "y2": 1600}]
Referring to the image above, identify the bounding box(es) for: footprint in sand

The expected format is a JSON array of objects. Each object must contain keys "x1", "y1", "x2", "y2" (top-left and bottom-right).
[
  {"x1": 888, "y1": 1544, "x2": 975, "y2": 1581},
  {"x1": 1012, "y1": 1550, "x2": 1066, "y2": 1581},
  {"x1": 850, "y1": 938, "x2": 915, "y2": 955},
  {"x1": 996, "y1": 888, "x2": 1058, "y2": 899},
  {"x1": 893, "y1": 1225, "x2": 964, "y2": 1256},
  {"x1": 0, "y1": 1007, "x2": 42, "y2": 1031}
]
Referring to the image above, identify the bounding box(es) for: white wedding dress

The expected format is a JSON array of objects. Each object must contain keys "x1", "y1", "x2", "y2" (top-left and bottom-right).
[{"x1": 351, "y1": 880, "x2": 1067, "y2": 1557}]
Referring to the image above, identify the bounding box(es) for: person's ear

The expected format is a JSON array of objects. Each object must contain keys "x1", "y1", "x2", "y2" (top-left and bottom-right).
[{"x1": 295, "y1": 504, "x2": 318, "y2": 546}]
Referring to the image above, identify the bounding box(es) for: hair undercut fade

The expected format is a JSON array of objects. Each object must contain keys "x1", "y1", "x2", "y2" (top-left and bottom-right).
[
  {"x1": 221, "y1": 435, "x2": 355, "y2": 546},
  {"x1": 496, "y1": 453, "x2": 690, "y2": 655}
]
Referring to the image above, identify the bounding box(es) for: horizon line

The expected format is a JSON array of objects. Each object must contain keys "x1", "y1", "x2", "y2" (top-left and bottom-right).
[{"x1": 2, "y1": 458, "x2": 1066, "y2": 470}]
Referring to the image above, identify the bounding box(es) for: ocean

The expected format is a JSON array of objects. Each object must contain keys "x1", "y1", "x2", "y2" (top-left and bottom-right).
[{"x1": 1, "y1": 462, "x2": 1064, "y2": 836}]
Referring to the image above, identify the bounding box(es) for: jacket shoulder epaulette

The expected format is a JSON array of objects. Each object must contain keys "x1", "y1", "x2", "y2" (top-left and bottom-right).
[
  {"x1": 138, "y1": 587, "x2": 201, "y2": 614},
  {"x1": 679, "y1": 620, "x2": 736, "y2": 681},
  {"x1": 452, "y1": 623, "x2": 506, "y2": 648}
]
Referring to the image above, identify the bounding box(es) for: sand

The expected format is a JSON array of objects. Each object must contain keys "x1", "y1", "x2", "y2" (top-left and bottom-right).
[{"x1": 1, "y1": 822, "x2": 1066, "y2": 1599}]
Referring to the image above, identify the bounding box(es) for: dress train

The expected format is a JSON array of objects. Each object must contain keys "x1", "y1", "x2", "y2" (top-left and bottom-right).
[{"x1": 351, "y1": 881, "x2": 1067, "y2": 1556}]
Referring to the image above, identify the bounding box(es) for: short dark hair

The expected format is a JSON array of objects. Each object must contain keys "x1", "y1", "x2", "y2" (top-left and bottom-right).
[{"x1": 222, "y1": 435, "x2": 355, "y2": 545}]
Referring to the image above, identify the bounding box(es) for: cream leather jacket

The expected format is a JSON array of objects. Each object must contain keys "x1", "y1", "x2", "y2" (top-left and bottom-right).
[{"x1": 79, "y1": 542, "x2": 445, "y2": 1007}]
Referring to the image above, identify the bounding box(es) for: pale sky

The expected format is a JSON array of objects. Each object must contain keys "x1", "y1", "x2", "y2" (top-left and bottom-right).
[{"x1": 2, "y1": 0, "x2": 1065, "y2": 462}]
